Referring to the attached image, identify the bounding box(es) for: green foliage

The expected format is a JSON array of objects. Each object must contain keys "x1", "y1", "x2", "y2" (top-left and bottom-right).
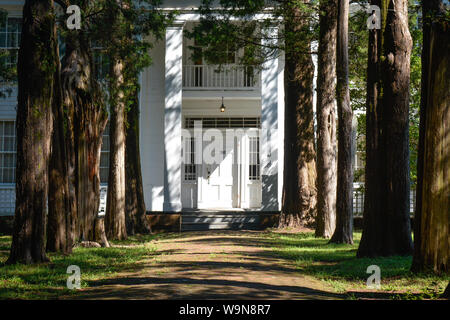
[
  {"x1": 408, "y1": 1, "x2": 422, "y2": 187},
  {"x1": 349, "y1": 0, "x2": 422, "y2": 188},
  {"x1": 55, "y1": 1, "x2": 175, "y2": 117},
  {"x1": 186, "y1": 0, "x2": 319, "y2": 69}
]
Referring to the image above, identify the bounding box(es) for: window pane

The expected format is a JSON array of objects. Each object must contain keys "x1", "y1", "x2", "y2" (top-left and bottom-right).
[
  {"x1": 0, "y1": 33, "x2": 6, "y2": 47},
  {"x1": 0, "y1": 121, "x2": 16, "y2": 183},
  {"x1": 3, "y1": 153, "x2": 15, "y2": 167},
  {"x1": 8, "y1": 18, "x2": 21, "y2": 33},
  {"x1": 3, "y1": 137, "x2": 14, "y2": 151},
  {"x1": 2, "y1": 168, "x2": 14, "y2": 183},
  {"x1": 3, "y1": 121, "x2": 14, "y2": 135},
  {"x1": 100, "y1": 168, "x2": 108, "y2": 183},
  {"x1": 0, "y1": 17, "x2": 6, "y2": 32}
]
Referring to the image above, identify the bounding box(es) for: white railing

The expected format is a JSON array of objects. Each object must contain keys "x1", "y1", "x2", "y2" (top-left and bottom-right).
[
  {"x1": 0, "y1": 183, "x2": 417, "y2": 217},
  {"x1": 183, "y1": 65, "x2": 261, "y2": 90},
  {"x1": 352, "y1": 188, "x2": 417, "y2": 216},
  {"x1": 0, "y1": 185, "x2": 108, "y2": 216}
]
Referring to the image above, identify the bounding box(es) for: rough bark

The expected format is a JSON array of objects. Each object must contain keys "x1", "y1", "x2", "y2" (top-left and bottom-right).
[
  {"x1": 330, "y1": 0, "x2": 353, "y2": 244},
  {"x1": 47, "y1": 14, "x2": 72, "y2": 254},
  {"x1": 7, "y1": 0, "x2": 56, "y2": 264},
  {"x1": 315, "y1": 0, "x2": 338, "y2": 238},
  {"x1": 125, "y1": 83, "x2": 151, "y2": 235},
  {"x1": 280, "y1": 2, "x2": 317, "y2": 228},
  {"x1": 93, "y1": 216, "x2": 110, "y2": 247},
  {"x1": 105, "y1": 58, "x2": 127, "y2": 241},
  {"x1": 358, "y1": 0, "x2": 383, "y2": 257},
  {"x1": 358, "y1": 0, "x2": 413, "y2": 257},
  {"x1": 61, "y1": 29, "x2": 108, "y2": 243},
  {"x1": 411, "y1": 0, "x2": 449, "y2": 273}
]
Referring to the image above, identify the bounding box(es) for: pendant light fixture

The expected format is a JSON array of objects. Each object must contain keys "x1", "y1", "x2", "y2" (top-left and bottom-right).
[{"x1": 220, "y1": 96, "x2": 226, "y2": 113}]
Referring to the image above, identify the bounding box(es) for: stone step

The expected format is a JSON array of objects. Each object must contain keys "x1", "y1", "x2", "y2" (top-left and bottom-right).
[
  {"x1": 181, "y1": 222, "x2": 261, "y2": 232},
  {"x1": 180, "y1": 213, "x2": 262, "y2": 231},
  {"x1": 182, "y1": 215, "x2": 259, "y2": 224}
]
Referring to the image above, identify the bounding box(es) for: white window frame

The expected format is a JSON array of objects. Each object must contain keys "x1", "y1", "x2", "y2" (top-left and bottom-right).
[
  {"x1": 0, "y1": 120, "x2": 16, "y2": 185},
  {"x1": 248, "y1": 136, "x2": 260, "y2": 181},
  {"x1": 100, "y1": 123, "x2": 110, "y2": 185},
  {"x1": 182, "y1": 136, "x2": 197, "y2": 182},
  {"x1": 0, "y1": 15, "x2": 21, "y2": 70}
]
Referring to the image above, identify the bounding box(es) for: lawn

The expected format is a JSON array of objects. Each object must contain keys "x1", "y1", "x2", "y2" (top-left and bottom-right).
[
  {"x1": 264, "y1": 230, "x2": 449, "y2": 299},
  {"x1": 0, "y1": 234, "x2": 159, "y2": 299},
  {"x1": 0, "y1": 230, "x2": 448, "y2": 300}
]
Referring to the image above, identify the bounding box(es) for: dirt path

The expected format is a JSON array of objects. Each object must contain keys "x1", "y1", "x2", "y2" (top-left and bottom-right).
[{"x1": 74, "y1": 230, "x2": 343, "y2": 300}]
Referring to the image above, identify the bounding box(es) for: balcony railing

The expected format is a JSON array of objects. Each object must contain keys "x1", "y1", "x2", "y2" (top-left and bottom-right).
[{"x1": 183, "y1": 65, "x2": 261, "y2": 90}]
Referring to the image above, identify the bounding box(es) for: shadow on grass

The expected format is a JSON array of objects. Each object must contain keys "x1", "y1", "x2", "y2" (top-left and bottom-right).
[
  {"x1": 265, "y1": 231, "x2": 449, "y2": 299},
  {"x1": 0, "y1": 235, "x2": 160, "y2": 299}
]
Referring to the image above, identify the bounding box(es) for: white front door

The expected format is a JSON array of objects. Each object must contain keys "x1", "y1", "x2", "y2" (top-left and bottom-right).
[{"x1": 199, "y1": 132, "x2": 234, "y2": 208}]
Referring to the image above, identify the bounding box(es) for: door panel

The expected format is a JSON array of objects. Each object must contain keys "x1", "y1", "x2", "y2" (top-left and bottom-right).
[{"x1": 200, "y1": 132, "x2": 234, "y2": 208}]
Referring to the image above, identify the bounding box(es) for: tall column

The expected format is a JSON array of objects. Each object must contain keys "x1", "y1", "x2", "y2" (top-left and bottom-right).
[
  {"x1": 163, "y1": 22, "x2": 184, "y2": 212},
  {"x1": 261, "y1": 28, "x2": 279, "y2": 211}
]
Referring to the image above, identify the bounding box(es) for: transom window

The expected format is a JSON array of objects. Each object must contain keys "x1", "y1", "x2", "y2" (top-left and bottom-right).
[
  {"x1": 184, "y1": 117, "x2": 261, "y2": 129},
  {"x1": 248, "y1": 137, "x2": 260, "y2": 181},
  {"x1": 182, "y1": 137, "x2": 196, "y2": 181},
  {"x1": 0, "y1": 121, "x2": 16, "y2": 184}
]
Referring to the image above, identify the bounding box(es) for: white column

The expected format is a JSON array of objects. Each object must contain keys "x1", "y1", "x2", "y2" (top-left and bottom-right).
[
  {"x1": 261, "y1": 28, "x2": 279, "y2": 211},
  {"x1": 163, "y1": 23, "x2": 184, "y2": 212}
]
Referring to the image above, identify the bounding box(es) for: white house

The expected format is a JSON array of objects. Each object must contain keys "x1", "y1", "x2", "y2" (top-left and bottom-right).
[
  {"x1": 3, "y1": 1, "x2": 403, "y2": 226},
  {"x1": 0, "y1": 0, "x2": 287, "y2": 217}
]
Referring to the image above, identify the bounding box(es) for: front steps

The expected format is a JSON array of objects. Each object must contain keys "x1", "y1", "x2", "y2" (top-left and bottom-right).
[{"x1": 181, "y1": 211, "x2": 263, "y2": 231}]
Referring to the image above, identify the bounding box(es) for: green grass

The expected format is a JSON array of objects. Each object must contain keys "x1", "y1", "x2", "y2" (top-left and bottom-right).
[
  {"x1": 264, "y1": 231, "x2": 449, "y2": 299},
  {"x1": 0, "y1": 235, "x2": 158, "y2": 299},
  {"x1": 1, "y1": 231, "x2": 448, "y2": 300}
]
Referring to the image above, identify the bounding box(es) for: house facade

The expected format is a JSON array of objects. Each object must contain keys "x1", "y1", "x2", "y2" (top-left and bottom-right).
[
  {"x1": 0, "y1": 0, "x2": 286, "y2": 216},
  {"x1": 3, "y1": 1, "x2": 406, "y2": 221}
]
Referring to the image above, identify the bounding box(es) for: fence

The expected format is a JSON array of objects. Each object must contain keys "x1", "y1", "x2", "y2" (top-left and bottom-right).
[
  {"x1": 353, "y1": 188, "x2": 416, "y2": 216},
  {"x1": 0, "y1": 184, "x2": 417, "y2": 217}
]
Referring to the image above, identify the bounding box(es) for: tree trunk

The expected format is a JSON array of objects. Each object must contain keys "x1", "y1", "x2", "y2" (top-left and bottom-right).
[
  {"x1": 280, "y1": 2, "x2": 317, "y2": 228},
  {"x1": 380, "y1": 0, "x2": 413, "y2": 255},
  {"x1": 315, "y1": 0, "x2": 338, "y2": 238},
  {"x1": 105, "y1": 58, "x2": 127, "y2": 241},
  {"x1": 411, "y1": 0, "x2": 449, "y2": 273},
  {"x1": 330, "y1": 0, "x2": 353, "y2": 244},
  {"x1": 47, "y1": 14, "x2": 73, "y2": 254},
  {"x1": 357, "y1": 0, "x2": 383, "y2": 256},
  {"x1": 358, "y1": 0, "x2": 413, "y2": 257},
  {"x1": 125, "y1": 82, "x2": 151, "y2": 235},
  {"x1": 443, "y1": 282, "x2": 450, "y2": 299},
  {"x1": 61, "y1": 30, "x2": 108, "y2": 243},
  {"x1": 7, "y1": 0, "x2": 56, "y2": 264}
]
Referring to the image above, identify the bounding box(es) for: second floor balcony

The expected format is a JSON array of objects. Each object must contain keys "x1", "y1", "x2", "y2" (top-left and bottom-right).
[{"x1": 182, "y1": 64, "x2": 261, "y2": 91}]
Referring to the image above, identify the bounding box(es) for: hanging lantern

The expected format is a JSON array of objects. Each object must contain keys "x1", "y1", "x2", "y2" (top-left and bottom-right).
[{"x1": 220, "y1": 96, "x2": 225, "y2": 113}]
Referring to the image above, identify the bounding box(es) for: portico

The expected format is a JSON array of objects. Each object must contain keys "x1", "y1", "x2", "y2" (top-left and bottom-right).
[{"x1": 139, "y1": 20, "x2": 284, "y2": 213}]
